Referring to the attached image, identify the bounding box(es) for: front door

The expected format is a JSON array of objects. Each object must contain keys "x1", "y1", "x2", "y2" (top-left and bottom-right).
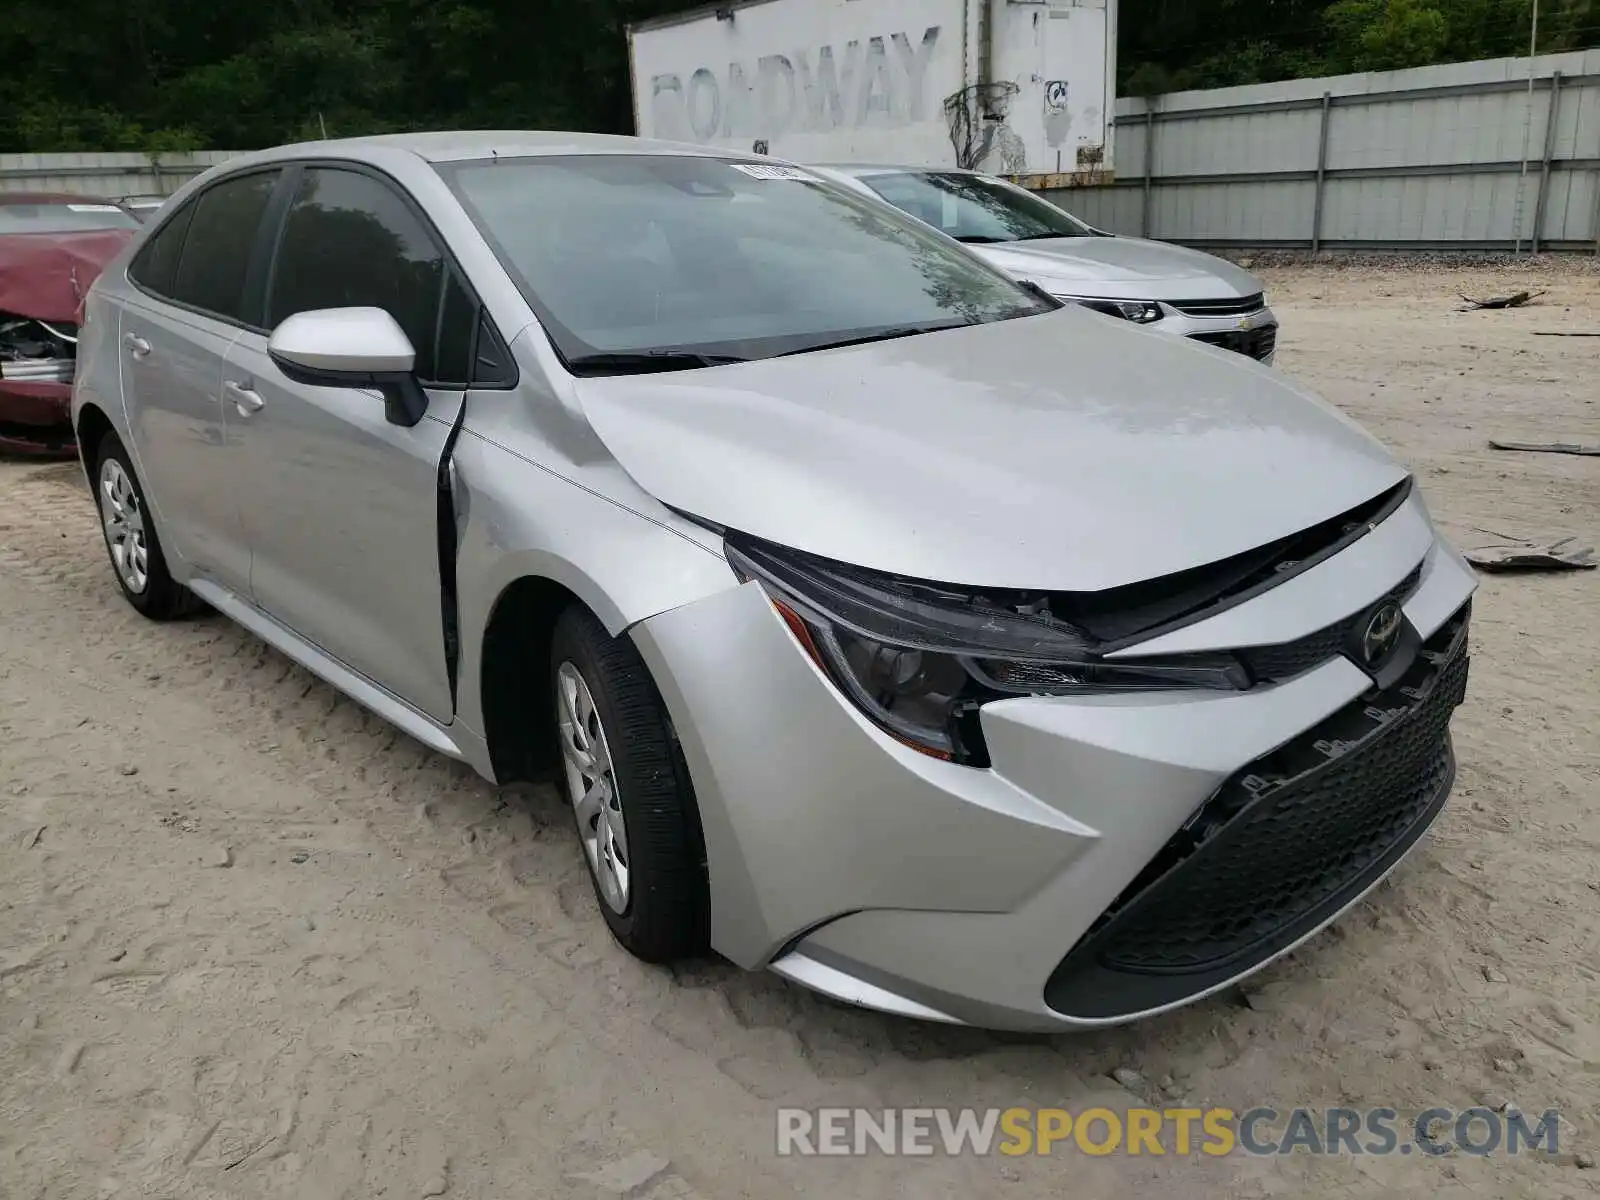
[
  {"x1": 222, "y1": 335, "x2": 461, "y2": 721},
  {"x1": 222, "y1": 164, "x2": 476, "y2": 723}
]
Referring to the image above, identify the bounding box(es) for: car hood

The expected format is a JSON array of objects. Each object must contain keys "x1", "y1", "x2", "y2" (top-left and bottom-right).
[
  {"x1": 573, "y1": 309, "x2": 1407, "y2": 592},
  {"x1": 971, "y1": 236, "x2": 1262, "y2": 301},
  {"x1": 0, "y1": 230, "x2": 134, "y2": 322}
]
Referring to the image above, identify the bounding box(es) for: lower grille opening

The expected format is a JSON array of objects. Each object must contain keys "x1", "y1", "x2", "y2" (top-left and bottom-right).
[
  {"x1": 1189, "y1": 325, "x2": 1278, "y2": 362},
  {"x1": 1044, "y1": 602, "x2": 1471, "y2": 1021}
]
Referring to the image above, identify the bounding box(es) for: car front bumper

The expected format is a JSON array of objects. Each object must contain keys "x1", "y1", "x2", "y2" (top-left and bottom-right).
[
  {"x1": 630, "y1": 491, "x2": 1477, "y2": 1031},
  {"x1": 1064, "y1": 297, "x2": 1280, "y2": 366},
  {"x1": 1165, "y1": 302, "x2": 1281, "y2": 365}
]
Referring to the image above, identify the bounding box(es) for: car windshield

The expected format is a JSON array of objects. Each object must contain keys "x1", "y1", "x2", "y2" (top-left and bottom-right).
[
  {"x1": 441, "y1": 155, "x2": 1052, "y2": 369},
  {"x1": 0, "y1": 201, "x2": 139, "y2": 234},
  {"x1": 858, "y1": 171, "x2": 1096, "y2": 244}
]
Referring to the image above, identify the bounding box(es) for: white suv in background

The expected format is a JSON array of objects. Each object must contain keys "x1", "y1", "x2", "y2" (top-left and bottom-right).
[{"x1": 810, "y1": 163, "x2": 1280, "y2": 366}]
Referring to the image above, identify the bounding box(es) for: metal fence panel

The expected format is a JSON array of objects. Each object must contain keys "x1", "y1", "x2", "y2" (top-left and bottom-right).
[
  {"x1": 1066, "y1": 185, "x2": 1139, "y2": 232},
  {"x1": 1045, "y1": 48, "x2": 1600, "y2": 251}
]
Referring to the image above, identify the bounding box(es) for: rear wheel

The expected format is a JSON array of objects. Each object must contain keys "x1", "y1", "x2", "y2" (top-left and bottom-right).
[
  {"x1": 549, "y1": 605, "x2": 707, "y2": 962},
  {"x1": 93, "y1": 433, "x2": 201, "y2": 620}
]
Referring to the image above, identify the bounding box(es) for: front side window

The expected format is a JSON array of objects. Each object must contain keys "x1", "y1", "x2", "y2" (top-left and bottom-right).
[
  {"x1": 267, "y1": 168, "x2": 448, "y2": 380},
  {"x1": 861, "y1": 172, "x2": 1095, "y2": 245},
  {"x1": 0, "y1": 201, "x2": 140, "y2": 234},
  {"x1": 442, "y1": 155, "x2": 1051, "y2": 370},
  {"x1": 169, "y1": 170, "x2": 281, "y2": 322}
]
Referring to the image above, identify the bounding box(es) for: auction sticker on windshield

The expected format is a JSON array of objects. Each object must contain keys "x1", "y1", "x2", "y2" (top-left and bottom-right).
[{"x1": 730, "y1": 163, "x2": 821, "y2": 182}]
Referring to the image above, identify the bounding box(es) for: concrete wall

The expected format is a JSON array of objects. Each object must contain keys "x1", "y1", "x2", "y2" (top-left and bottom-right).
[
  {"x1": 1050, "y1": 49, "x2": 1600, "y2": 252},
  {"x1": 0, "y1": 151, "x2": 239, "y2": 201}
]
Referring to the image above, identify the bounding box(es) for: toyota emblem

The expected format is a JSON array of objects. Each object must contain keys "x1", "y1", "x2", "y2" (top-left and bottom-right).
[{"x1": 1360, "y1": 602, "x2": 1405, "y2": 666}]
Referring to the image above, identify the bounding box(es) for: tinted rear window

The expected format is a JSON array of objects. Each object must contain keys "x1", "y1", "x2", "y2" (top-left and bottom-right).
[
  {"x1": 128, "y1": 200, "x2": 197, "y2": 296},
  {"x1": 170, "y1": 171, "x2": 281, "y2": 322}
]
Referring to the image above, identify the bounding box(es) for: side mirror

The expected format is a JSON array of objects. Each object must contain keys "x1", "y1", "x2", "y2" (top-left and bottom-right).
[{"x1": 267, "y1": 307, "x2": 428, "y2": 427}]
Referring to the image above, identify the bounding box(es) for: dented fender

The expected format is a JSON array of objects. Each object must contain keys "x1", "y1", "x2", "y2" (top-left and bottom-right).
[{"x1": 447, "y1": 397, "x2": 737, "y2": 743}]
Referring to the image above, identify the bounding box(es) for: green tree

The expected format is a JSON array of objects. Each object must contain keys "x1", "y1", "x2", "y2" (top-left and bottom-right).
[
  {"x1": 1325, "y1": 0, "x2": 1452, "y2": 71},
  {"x1": 1117, "y1": 0, "x2": 1582, "y2": 92}
]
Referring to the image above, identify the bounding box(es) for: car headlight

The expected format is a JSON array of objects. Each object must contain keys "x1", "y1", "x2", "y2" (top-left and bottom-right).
[
  {"x1": 1059, "y1": 297, "x2": 1165, "y2": 325},
  {"x1": 724, "y1": 535, "x2": 1247, "y2": 765}
]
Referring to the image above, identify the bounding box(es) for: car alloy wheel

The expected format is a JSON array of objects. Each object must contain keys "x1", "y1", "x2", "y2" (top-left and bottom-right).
[
  {"x1": 91, "y1": 431, "x2": 204, "y2": 621},
  {"x1": 556, "y1": 660, "x2": 631, "y2": 913},
  {"x1": 546, "y1": 605, "x2": 708, "y2": 962},
  {"x1": 99, "y1": 456, "x2": 150, "y2": 595}
]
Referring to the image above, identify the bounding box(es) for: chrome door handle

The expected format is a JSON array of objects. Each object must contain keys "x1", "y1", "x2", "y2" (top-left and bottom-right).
[
  {"x1": 123, "y1": 333, "x2": 151, "y2": 358},
  {"x1": 224, "y1": 379, "x2": 264, "y2": 416}
]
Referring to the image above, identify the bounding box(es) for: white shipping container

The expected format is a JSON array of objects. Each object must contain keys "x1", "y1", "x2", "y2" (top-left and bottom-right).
[{"x1": 627, "y1": 0, "x2": 1117, "y2": 185}]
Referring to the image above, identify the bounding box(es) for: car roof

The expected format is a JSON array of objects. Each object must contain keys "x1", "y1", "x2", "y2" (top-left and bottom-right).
[{"x1": 239, "y1": 130, "x2": 752, "y2": 166}]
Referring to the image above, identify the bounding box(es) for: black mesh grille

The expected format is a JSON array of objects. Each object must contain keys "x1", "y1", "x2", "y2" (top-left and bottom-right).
[
  {"x1": 1044, "y1": 604, "x2": 1470, "y2": 1020},
  {"x1": 981, "y1": 661, "x2": 1083, "y2": 688},
  {"x1": 1190, "y1": 326, "x2": 1278, "y2": 362},
  {"x1": 1171, "y1": 294, "x2": 1265, "y2": 317},
  {"x1": 1105, "y1": 655, "x2": 1462, "y2": 973},
  {"x1": 1239, "y1": 563, "x2": 1423, "y2": 682}
]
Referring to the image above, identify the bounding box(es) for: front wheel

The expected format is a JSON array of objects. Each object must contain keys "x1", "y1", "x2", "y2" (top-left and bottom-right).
[
  {"x1": 549, "y1": 605, "x2": 708, "y2": 963},
  {"x1": 93, "y1": 432, "x2": 201, "y2": 620}
]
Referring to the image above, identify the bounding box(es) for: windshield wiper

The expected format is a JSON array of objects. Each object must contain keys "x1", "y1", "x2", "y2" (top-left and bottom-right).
[
  {"x1": 565, "y1": 349, "x2": 749, "y2": 376},
  {"x1": 954, "y1": 234, "x2": 1013, "y2": 244},
  {"x1": 780, "y1": 322, "x2": 971, "y2": 356}
]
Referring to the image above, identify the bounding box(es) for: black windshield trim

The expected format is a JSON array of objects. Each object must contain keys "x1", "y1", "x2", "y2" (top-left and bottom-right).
[
  {"x1": 776, "y1": 320, "x2": 977, "y2": 357},
  {"x1": 565, "y1": 349, "x2": 752, "y2": 376}
]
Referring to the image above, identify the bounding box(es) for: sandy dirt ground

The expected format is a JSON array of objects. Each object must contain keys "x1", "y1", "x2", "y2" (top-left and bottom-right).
[{"x1": 1, "y1": 261, "x2": 1597, "y2": 1199}]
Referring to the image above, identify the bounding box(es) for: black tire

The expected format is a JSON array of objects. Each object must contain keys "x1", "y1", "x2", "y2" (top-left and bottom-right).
[
  {"x1": 549, "y1": 604, "x2": 708, "y2": 963},
  {"x1": 92, "y1": 432, "x2": 203, "y2": 620}
]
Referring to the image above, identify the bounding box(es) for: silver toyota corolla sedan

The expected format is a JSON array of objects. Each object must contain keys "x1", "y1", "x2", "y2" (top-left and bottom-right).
[
  {"x1": 809, "y1": 163, "x2": 1280, "y2": 365},
  {"x1": 71, "y1": 133, "x2": 1476, "y2": 1032}
]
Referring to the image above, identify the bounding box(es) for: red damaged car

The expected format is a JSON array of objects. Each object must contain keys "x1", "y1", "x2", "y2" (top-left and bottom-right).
[{"x1": 0, "y1": 193, "x2": 141, "y2": 456}]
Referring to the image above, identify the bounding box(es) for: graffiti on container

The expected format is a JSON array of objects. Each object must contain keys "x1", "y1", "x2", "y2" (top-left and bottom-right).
[{"x1": 650, "y1": 27, "x2": 944, "y2": 142}]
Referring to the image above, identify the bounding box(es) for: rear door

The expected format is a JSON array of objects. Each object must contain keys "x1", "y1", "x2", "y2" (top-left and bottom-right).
[
  {"x1": 222, "y1": 164, "x2": 479, "y2": 722},
  {"x1": 118, "y1": 169, "x2": 284, "y2": 592}
]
